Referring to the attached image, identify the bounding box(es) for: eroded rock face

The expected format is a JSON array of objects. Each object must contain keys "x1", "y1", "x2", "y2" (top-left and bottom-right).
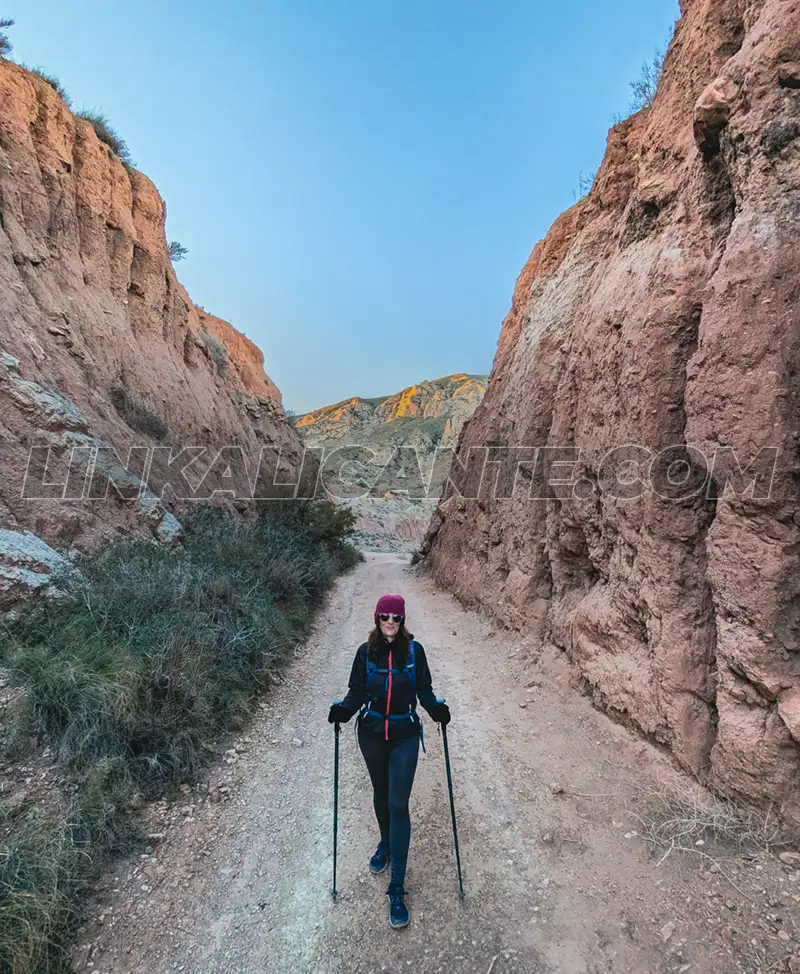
[
  {"x1": 0, "y1": 61, "x2": 301, "y2": 578},
  {"x1": 422, "y1": 0, "x2": 800, "y2": 825}
]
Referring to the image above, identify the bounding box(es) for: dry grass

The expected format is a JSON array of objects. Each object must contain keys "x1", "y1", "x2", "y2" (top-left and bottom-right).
[
  {"x1": 75, "y1": 111, "x2": 133, "y2": 166},
  {"x1": 632, "y1": 783, "x2": 782, "y2": 860},
  {"x1": 26, "y1": 66, "x2": 72, "y2": 106},
  {"x1": 200, "y1": 331, "x2": 228, "y2": 374},
  {"x1": 629, "y1": 782, "x2": 785, "y2": 906},
  {"x1": 0, "y1": 808, "x2": 87, "y2": 974},
  {"x1": 743, "y1": 943, "x2": 784, "y2": 973}
]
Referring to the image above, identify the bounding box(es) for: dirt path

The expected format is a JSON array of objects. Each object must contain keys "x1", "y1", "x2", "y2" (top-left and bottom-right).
[{"x1": 80, "y1": 555, "x2": 797, "y2": 974}]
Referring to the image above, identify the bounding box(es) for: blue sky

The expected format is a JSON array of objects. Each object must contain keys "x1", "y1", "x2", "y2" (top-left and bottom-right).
[{"x1": 9, "y1": 1, "x2": 678, "y2": 413}]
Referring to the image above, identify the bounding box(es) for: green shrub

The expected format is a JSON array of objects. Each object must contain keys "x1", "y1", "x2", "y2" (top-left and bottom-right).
[
  {"x1": 110, "y1": 385, "x2": 169, "y2": 440},
  {"x1": 27, "y1": 67, "x2": 72, "y2": 106},
  {"x1": 5, "y1": 506, "x2": 360, "y2": 795},
  {"x1": 291, "y1": 500, "x2": 359, "y2": 547},
  {"x1": 200, "y1": 330, "x2": 229, "y2": 374},
  {"x1": 1, "y1": 503, "x2": 359, "y2": 972},
  {"x1": 76, "y1": 111, "x2": 133, "y2": 166},
  {"x1": 7, "y1": 515, "x2": 314, "y2": 793},
  {"x1": 256, "y1": 498, "x2": 360, "y2": 562}
]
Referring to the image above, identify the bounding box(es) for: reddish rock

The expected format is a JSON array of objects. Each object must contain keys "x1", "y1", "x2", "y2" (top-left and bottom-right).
[
  {"x1": 779, "y1": 690, "x2": 800, "y2": 745},
  {"x1": 693, "y1": 74, "x2": 740, "y2": 159},
  {"x1": 0, "y1": 61, "x2": 300, "y2": 571},
  {"x1": 422, "y1": 0, "x2": 800, "y2": 827},
  {"x1": 195, "y1": 308, "x2": 281, "y2": 402}
]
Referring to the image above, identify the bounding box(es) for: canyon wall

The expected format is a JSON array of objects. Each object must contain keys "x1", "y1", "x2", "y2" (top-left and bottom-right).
[
  {"x1": 422, "y1": 0, "x2": 800, "y2": 824},
  {"x1": 0, "y1": 60, "x2": 300, "y2": 602}
]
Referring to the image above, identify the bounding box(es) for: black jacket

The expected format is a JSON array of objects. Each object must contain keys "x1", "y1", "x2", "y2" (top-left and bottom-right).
[{"x1": 340, "y1": 639, "x2": 439, "y2": 737}]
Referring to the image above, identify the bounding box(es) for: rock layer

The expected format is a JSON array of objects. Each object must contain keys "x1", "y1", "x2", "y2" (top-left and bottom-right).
[
  {"x1": 422, "y1": 0, "x2": 800, "y2": 825},
  {"x1": 0, "y1": 60, "x2": 300, "y2": 599}
]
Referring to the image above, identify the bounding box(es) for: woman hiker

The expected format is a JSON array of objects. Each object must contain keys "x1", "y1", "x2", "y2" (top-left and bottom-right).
[{"x1": 327, "y1": 593, "x2": 451, "y2": 929}]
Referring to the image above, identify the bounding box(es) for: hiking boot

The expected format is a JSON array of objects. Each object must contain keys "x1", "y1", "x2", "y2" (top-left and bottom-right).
[
  {"x1": 386, "y1": 883, "x2": 409, "y2": 929},
  {"x1": 369, "y1": 840, "x2": 390, "y2": 874}
]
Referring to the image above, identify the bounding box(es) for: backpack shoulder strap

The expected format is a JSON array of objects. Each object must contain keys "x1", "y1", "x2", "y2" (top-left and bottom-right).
[{"x1": 407, "y1": 639, "x2": 417, "y2": 689}]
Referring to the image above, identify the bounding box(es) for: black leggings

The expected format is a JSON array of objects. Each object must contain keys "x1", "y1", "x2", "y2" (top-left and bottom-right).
[{"x1": 357, "y1": 723, "x2": 419, "y2": 887}]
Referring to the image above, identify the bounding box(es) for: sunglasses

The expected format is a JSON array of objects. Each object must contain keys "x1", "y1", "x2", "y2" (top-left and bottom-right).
[{"x1": 378, "y1": 613, "x2": 404, "y2": 623}]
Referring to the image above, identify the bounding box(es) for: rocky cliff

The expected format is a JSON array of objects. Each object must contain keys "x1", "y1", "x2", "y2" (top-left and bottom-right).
[
  {"x1": 422, "y1": 0, "x2": 800, "y2": 825},
  {"x1": 293, "y1": 374, "x2": 487, "y2": 550},
  {"x1": 0, "y1": 60, "x2": 300, "y2": 603}
]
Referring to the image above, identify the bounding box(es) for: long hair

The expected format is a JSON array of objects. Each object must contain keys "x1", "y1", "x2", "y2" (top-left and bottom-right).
[{"x1": 367, "y1": 624, "x2": 415, "y2": 666}]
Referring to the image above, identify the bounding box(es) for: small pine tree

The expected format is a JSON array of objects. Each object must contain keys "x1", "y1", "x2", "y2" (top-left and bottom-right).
[
  {"x1": 168, "y1": 240, "x2": 188, "y2": 262},
  {"x1": 0, "y1": 17, "x2": 14, "y2": 58}
]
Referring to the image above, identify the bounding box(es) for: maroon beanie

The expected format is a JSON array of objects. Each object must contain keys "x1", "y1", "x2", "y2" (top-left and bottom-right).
[{"x1": 374, "y1": 593, "x2": 406, "y2": 623}]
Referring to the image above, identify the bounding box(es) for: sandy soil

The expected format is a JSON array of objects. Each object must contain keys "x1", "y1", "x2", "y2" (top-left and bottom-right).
[{"x1": 78, "y1": 554, "x2": 800, "y2": 974}]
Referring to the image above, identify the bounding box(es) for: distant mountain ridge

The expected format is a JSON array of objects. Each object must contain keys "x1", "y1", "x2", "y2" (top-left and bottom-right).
[
  {"x1": 290, "y1": 372, "x2": 488, "y2": 552},
  {"x1": 291, "y1": 373, "x2": 487, "y2": 450}
]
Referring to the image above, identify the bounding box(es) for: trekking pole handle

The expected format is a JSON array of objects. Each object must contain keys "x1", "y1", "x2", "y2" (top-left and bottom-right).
[{"x1": 333, "y1": 699, "x2": 343, "y2": 734}]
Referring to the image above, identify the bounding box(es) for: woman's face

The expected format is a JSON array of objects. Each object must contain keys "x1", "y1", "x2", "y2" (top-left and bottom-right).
[{"x1": 378, "y1": 613, "x2": 402, "y2": 641}]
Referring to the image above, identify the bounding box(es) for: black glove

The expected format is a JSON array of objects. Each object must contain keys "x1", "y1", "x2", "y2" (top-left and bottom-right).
[
  {"x1": 328, "y1": 703, "x2": 352, "y2": 724},
  {"x1": 429, "y1": 701, "x2": 451, "y2": 726}
]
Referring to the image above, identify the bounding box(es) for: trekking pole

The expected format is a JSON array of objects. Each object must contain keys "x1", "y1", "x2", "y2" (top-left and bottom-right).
[
  {"x1": 439, "y1": 711, "x2": 465, "y2": 899},
  {"x1": 332, "y1": 720, "x2": 341, "y2": 899}
]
